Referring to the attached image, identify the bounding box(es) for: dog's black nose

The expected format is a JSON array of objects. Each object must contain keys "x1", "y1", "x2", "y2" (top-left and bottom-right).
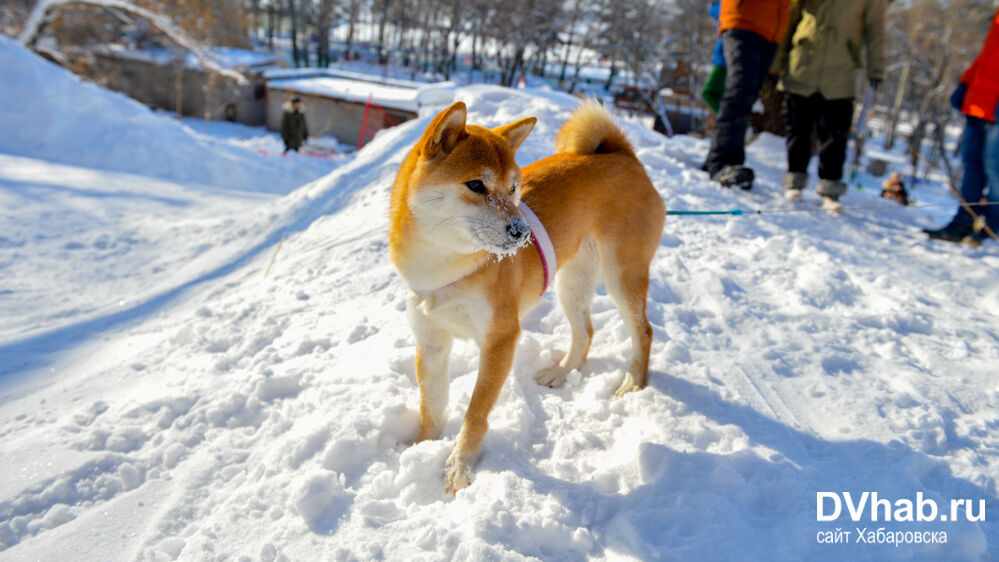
[{"x1": 507, "y1": 220, "x2": 529, "y2": 242}]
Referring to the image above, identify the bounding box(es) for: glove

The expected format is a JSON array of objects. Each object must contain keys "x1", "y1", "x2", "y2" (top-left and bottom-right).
[
  {"x1": 950, "y1": 83, "x2": 967, "y2": 112},
  {"x1": 869, "y1": 78, "x2": 881, "y2": 91}
]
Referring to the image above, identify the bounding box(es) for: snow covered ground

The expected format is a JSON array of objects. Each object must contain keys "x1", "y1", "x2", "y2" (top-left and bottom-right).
[{"x1": 1, "y1": 40, "x2": 998, "y2": 561}]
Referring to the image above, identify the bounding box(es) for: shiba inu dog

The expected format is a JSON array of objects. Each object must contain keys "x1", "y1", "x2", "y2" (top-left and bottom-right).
[{"x1": 389, "y1": 99, "x2": 666, "y2": 492}]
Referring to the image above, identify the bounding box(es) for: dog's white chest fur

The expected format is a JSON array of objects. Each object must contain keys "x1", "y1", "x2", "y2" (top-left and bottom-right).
[{"x1": 407, "y1": 289, "x2": 493, "y2": 345}]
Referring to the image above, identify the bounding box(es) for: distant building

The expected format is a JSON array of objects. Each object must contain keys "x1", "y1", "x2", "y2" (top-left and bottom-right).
[
  {"x1": 81, "y1": 45, "x2": 278, "y2": 126},
  {"x1": 67, "y1": 45, "x2": 454, "y2": 143},
  {"x1": 265, "y1": 69, "x2": 453, "y2": 146}
]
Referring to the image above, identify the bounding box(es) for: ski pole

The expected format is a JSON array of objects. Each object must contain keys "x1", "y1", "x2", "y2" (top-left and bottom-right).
[{"x1": 667, "y1": 209, "x2": 744, "y2": 216}]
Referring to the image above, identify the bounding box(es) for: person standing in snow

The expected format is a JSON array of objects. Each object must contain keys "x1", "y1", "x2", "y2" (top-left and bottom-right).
[
  {"x1": 773, "y1": 0, "x2": 886, "y2": 209},
  {"x1": 923, "y1": 8, "x2": 999, "y2": 247},
  {"x1": 281, "y1": 96, "x2": 309, "y2": 153},
  {"x1": 701, "y1": 0, "x2": 791, "y2": 191}
]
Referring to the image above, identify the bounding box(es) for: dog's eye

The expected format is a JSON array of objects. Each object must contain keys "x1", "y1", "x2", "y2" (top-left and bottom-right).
[
  {"x1": 465, "y1": 179, "x2": 487, "y2": 194},
  {"x1": 510, "y1": 183, "x2": 517, "y2": 195}
]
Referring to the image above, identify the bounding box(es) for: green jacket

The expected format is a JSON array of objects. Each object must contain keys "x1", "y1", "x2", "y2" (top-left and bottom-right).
[
  {"x1": 775, "y1": 0, "x2": 886, "y2": 100},
  {"x1": 280, "y1": 103, "x2": 309, "y2": 150}
]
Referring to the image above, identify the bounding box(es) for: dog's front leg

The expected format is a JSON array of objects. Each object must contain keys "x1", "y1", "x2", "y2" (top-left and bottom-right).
[
  {"x1": 409, "y1": 299, "x2": 453, "y2": 442},
  {"x1": 444, "y1": 323, "x2": 519, "y2": 493}
]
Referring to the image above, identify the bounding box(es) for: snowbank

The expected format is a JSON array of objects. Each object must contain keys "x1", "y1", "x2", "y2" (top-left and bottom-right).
[
  {"x1": 0, "y1": 77, "x2": 997, "y2": 561},
  {"x1": 0, "y1": 36, "x2": 333, "y2": 194}
]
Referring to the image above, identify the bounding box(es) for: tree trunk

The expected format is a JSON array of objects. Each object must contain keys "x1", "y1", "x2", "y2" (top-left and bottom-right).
[
  {"x1": 604, "y1": 59, "x2": 617, "y2": 91},
  {"x1": 345, "y1": 0, "x2": 359, "y2": 59},
  {"x1": 908, "y1": 46, "x2": 951, "y2": 178},
  {"x1": 471, "y1": 28, "x2": 478, "y2": 69},
  {"x1": 502, "y1": 46, "x2": 525, "y2": 87},
  {"x1": 908, "y1": 117, "x2": 926, "y2": 178},
  {"x1": 250, "y1": 0, "x2": 260, "y2": 45},
  {"x1": 317, "y1": 0, "x2": 332, "y2": 67},
  {"x1": 560, "y1": 28, "x2": 575, "y2": 82},
  {"x1": 884, "y1": 60, "x2": 911, "y2": 150},
  {"x1": 418, "y1": 5, "x2": 432, "y2": 75},
  {"x1": 174, "y1": 51, "x2": 184, "y2": 118},
  {"x1": 267, "y1": 3, "x2": 275, "y2": 50},
  {"x1": 287, "y1": 0, "x2": 300, "y2": 67},
  {"x1": 377, "y1": 0, "x2": 393, "y2": 64},
  {"x1": 299, "y1": 0, "x2": 310, "y2": 66},
  {"x1": 204, "y1": 72, "x2": 217, "y2": 122}
]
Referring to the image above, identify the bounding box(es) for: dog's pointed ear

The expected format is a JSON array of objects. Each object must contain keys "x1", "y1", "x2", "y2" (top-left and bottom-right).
[
  {"x1": 424, "y1": 102, "x2": 467, "y2": 159},
  {"x1": 493, "y1": 116, "x2": 536, "y2": 152}
]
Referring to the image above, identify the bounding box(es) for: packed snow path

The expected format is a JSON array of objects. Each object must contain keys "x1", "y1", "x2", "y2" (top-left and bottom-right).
[{"x1": 1, "y1": 41, "x2": 998, "y2": 560}]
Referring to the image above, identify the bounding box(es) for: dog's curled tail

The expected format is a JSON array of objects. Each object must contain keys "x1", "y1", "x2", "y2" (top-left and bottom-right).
[{"x1": 555, "y1": 99, "x2": 635, "y2": 157}]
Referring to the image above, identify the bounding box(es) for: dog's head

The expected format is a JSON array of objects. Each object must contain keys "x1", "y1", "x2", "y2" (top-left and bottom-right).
[{"x1": 401, "y1": 102, "x2": 537, "y2": 256}]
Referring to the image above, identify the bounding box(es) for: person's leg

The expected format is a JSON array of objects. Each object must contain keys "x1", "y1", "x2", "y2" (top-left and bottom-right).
[
  {"x1": 954, "y1": 117, "x2": 988, "y2": 227},
  {"x1": 751, "y1": 41, "x2": 777, "y2": 107},
  {"x1": 784, "y1": 93, "x2": 817, "y2": 174},
  {"x1": 816, "y1": 97, "x2": 855, "y2": 181},
  {"x1": 981, "y1": 121, "x2": 999, "y2": 235},
  {"x1": 925, "y1": 118, "x2": 985, "y2": 240},
  {"x1": 702, "y1": 29, "x2": 771, "y2": 176}
]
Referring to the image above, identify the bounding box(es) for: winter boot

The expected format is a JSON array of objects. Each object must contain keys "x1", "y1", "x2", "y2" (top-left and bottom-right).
[
  {"x1": 817, "y1": 179, "x2": 846, "y2": 215},
  {"x1": 783, "y1": 172, "x2": 807, "y2": 202},
  {"x1": 821, "y1": 195, "x2": 844, "y2": 215},
  {"x1": 923, "y1": 221, "x2": 974, "y2": 243},
  {"x1": 712, "y1": 165, "x2": 755, "y2": 190},
  {"x1": 961, "y1": 229, "x2": 992, "y2": 247}
]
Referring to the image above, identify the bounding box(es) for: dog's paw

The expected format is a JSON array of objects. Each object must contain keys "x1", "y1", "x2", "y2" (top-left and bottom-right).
[
  {"x1": 613, "y1": 372, "x2": 645, "y2": 397},
  {"x1": 534, "y1": 365, "x2": 569, "y2": 388},
  {"x1": 443, "y1": 449, "x2": 476, "y2": 495}
]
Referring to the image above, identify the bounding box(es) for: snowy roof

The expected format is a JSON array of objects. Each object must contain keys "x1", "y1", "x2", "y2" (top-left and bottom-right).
[
  {"x1": 206, "y1": 47, "x2": 280, "y2": 69},
  {"x1": 264, "y1": 67, "x2": 429, "y2": 90},
  {"x1": 97, "y1": 44, "x2": 279, "y2": 70},
  {"x1": 267, "y1": 76, "x2": 454, "y2": 113}
]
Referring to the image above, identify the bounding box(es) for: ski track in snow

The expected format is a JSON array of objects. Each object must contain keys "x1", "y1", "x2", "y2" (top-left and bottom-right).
[{"x1": 1, "y1": 42, "x2": 998, "y2": 561}]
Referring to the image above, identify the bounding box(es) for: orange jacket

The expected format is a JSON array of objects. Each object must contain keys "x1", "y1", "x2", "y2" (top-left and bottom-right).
[
  {"x1": 720, "y1": 0, "x2": 792, "y2": 43},
  {"x1": 960, "y1": 9, "x2": 999, "y2": 122}
]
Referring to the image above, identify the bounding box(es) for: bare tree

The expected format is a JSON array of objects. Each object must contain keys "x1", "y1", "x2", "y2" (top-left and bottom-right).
[
  {"x1": 884, "y1": 0, "x2": 992, "y2": 177},
  {"x1": 287, "y1": 0, "x2": 301, "y2": 66},
  {"x1": 317, "y1": 0, "x2": 333, "y2": 67}
]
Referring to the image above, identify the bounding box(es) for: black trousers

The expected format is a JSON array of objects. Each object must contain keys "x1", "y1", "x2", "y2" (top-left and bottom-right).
[
  {"x1": 703, "y1": 29, "x2": 777, "y2": 176},
  {"x1": 783, "y1": 93, "x2": 855, "y2": 181}
]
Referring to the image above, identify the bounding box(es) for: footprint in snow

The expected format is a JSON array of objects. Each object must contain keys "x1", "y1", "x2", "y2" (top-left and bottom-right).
[{"x1": 347, "y1": 323, "x2": 378, "y2": 343}]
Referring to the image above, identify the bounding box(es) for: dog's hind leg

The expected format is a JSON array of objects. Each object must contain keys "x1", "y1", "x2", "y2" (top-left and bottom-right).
[
  {"x1": 535, "y1": 237, "x2": 599, "y2": 388},
  {"x1": 600, "y1": 245, "x2": 655, "y2": 397}
]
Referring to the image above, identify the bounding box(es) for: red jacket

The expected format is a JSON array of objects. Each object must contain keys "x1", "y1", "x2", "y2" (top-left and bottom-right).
[
  {"x1": 720, "y1": 0, "x2": 792, "y2": 43},
  {"x1": 961, "y1": 9, "x2": 999, "y2": 122}
]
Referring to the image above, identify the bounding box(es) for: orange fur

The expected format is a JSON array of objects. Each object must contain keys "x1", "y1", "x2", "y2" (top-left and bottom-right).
[
  {"x1": 389, "y1": 100, "x2": 666, "y2": 492},
  {"x1": 555, "y1": 98, "x2": 635, "y2": 157}
]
